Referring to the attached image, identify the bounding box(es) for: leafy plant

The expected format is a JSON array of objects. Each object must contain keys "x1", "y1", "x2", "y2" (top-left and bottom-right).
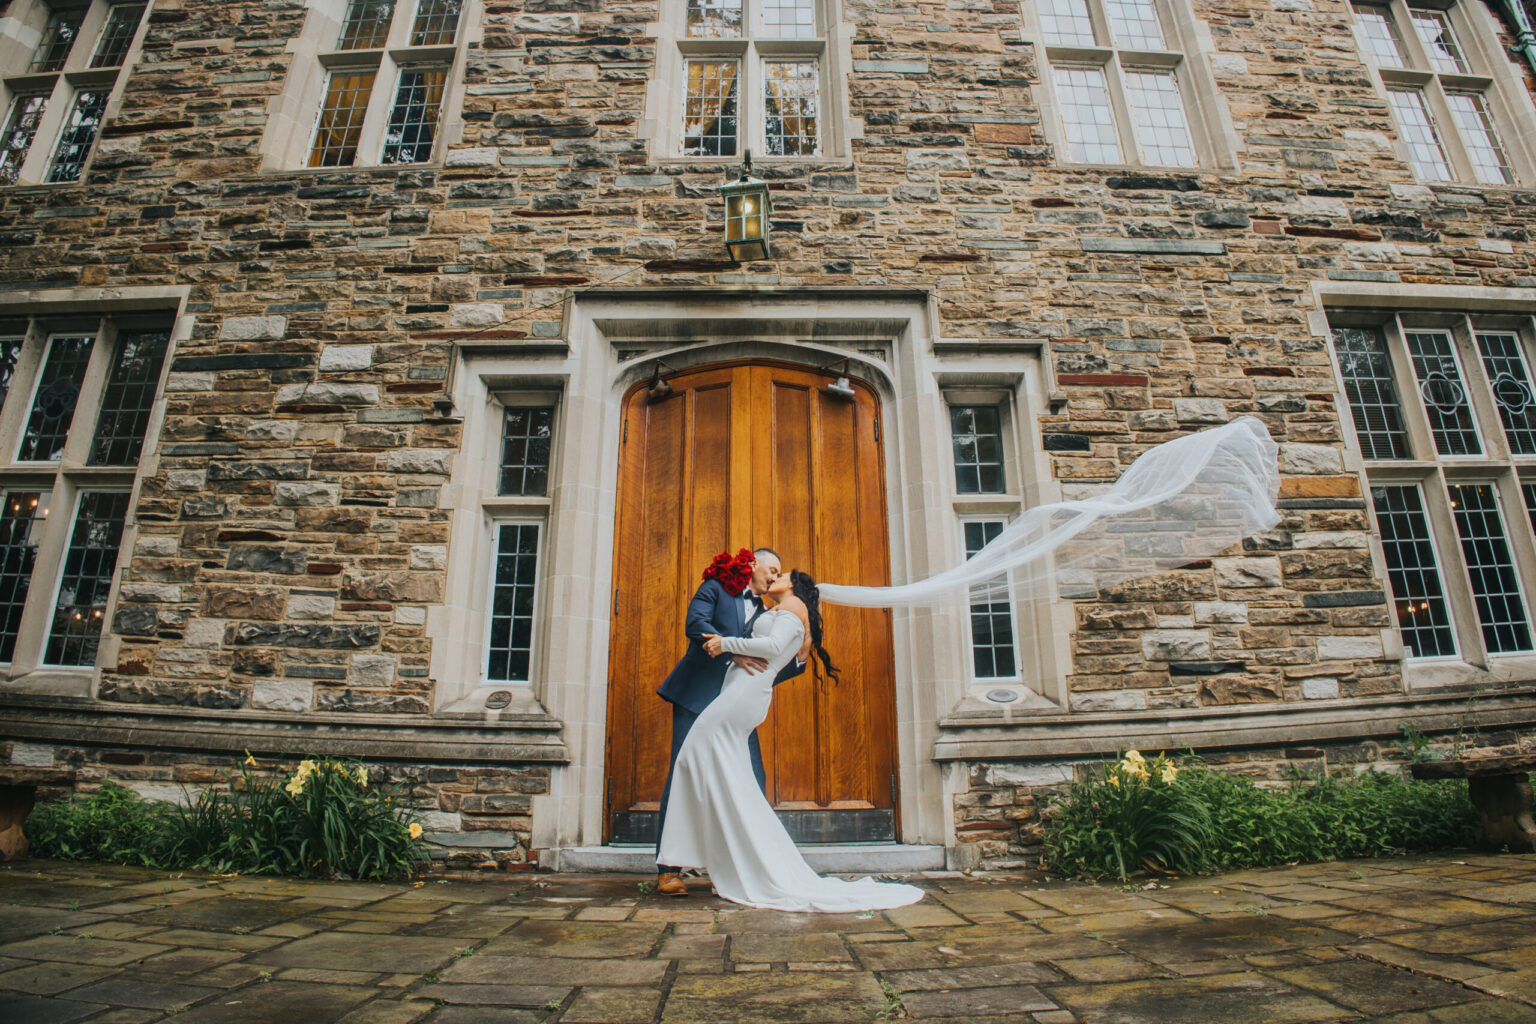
[
  {"x1": 1394, "y1": 722, "x2": 1434, "y2": 763},
  {"x1": 26, "y1": 756, "x2": 427, "y2": 881},
  {"x1": 1042, "y1": 751, "x2": 1212, "y2": 881},
  {"x1": 1044, "y1": 751, "x2": 1478, "y2": 882}
]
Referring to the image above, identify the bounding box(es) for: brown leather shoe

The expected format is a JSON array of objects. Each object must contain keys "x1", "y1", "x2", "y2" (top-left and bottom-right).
[{"x1": 656, "y1": 872, "x2": 688, "y2": 897}]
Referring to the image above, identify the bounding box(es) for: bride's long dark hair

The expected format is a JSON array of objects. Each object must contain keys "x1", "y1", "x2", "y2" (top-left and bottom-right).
[{"x1": 790, "y1": 569, "x2": 840, "y2": 682}]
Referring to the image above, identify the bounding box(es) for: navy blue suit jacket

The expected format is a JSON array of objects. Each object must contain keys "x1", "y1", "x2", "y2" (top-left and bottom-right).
[{"x1": 656, "y1": 578, "x2": 807, "y2": 715}]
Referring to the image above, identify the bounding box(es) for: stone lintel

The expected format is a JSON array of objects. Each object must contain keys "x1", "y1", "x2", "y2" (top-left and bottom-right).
[
  {"x1": 1081, "y1": 238, "x2": 1226, "y2": 255},
  {"x1": 932, "y1": 690, "x2": 1536, "y2": 762},
  {"x1": 0, "y1": 696, "x2": 569, "y2": 764}
]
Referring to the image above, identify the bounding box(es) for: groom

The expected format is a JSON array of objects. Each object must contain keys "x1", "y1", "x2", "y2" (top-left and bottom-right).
[{"x1": 654, "y1": 547, "x2": 805, "y2": 896}]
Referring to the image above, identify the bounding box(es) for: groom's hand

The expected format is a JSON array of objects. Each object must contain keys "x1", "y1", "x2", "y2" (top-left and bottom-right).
[{"x1": 732, "y1": 655, "x2": 768, "y2": 675}]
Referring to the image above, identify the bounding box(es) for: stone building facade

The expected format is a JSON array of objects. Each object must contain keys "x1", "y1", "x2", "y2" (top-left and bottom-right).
[{"x1": 2, "y1": 0, "x2": 1536, "y2": 871}]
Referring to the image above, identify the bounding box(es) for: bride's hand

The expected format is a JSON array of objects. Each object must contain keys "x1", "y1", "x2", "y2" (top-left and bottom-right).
[{"x1": 702, "y1": 634, "x2": 723, "y2": 657}]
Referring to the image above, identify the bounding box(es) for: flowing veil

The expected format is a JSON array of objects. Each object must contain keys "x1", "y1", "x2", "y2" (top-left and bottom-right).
[{"x1": 818, "y1": 416, "x2": 1281, "y2": 608}]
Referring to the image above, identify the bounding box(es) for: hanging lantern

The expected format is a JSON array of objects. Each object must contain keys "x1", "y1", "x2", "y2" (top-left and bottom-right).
[{"x1": 719, "y1": 152, "x2": 771, "y2": 261}]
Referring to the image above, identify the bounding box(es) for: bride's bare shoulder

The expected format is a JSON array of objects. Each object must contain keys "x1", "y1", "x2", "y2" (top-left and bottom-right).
[{"x1": 776, "y1": 594, "x2": 807, "y2": 617}]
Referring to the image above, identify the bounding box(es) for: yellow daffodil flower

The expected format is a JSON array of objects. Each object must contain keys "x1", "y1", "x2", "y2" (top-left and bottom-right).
[
  {"x1": 1161, "y1": 765, "x2": 1179, "y2": 783},
  {"x1": 284, "y1": 777, "x2": 305, "y2": 796},
  {"x1": 408, "y1": 822, "x2": 423, "y2": 840},
  {"x1": 243, "y1": 750, "x2": 257, "y2": 768},
  {"x1": 354, "y1": 766, "x2": 368, "y2": 787}
]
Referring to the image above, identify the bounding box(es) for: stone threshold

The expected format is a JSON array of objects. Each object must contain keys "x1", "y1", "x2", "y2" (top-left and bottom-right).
[
  {"x1": 0, "y1": 692, "x2": 569, "y2": 763},
  {"x1": 934, "y1": 687, "x2": 1536, "y2": 761},
  {"x1": 553, "y1": 844, "x2": 947, "y2": 874}
]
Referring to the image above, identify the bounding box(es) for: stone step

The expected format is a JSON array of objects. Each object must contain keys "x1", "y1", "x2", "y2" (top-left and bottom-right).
[{"x1": 554, "y1": 844, "x2": 947, "y2": 874}]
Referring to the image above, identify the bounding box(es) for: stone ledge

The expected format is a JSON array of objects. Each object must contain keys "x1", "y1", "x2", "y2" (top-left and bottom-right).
[
  {"x1": 1081, "y1": 237, "x2": 1227, "y2": 255},
  {"x1": 933, "y1": 688, "x2": 1536, "y2": 761},
  {"x1": 0, "y1": 694, "x2": 569, "y2": 764}
]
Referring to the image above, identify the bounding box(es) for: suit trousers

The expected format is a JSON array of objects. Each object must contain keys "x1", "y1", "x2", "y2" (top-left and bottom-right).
[{"x1": 656, "y1": 700, "x2": 766, "y2": 873}]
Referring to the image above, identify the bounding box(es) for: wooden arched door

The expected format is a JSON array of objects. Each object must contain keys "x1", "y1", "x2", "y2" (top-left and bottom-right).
[{"x1": 604, "y1": 360, "x2": 899, "y2": 845}]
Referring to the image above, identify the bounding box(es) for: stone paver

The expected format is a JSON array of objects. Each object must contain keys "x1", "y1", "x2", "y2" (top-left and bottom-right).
[{"x1": 6, "y1": 855, "x2": 1536, "y2": 1021}]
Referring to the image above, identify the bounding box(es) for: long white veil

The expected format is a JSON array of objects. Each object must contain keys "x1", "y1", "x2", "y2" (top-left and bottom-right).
[{"x1": 818, "y1": 416, "x2": 1281, "y2": 608}]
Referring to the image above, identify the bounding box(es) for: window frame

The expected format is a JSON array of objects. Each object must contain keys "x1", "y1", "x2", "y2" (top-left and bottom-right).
[
  {"x1": 1329, "y1": 308, "x2": 1536, "y2": 675},
  {"x1": 477, "y1": 389, "x2": 560, "y2": 688},
  {"x1": 262, "y1": 0, "x2": 476, "y2": 172},
  {"x1": 0, "y1": 0, "x2": 147, "y2": 187},
  {"x1": 1349, "y1": 0, "x2": 1536, "y2": 186},
  {"x1": 959, "y1": 515, "x2": 1023, "y2": 683},
  {"x1": 0, "y1": 312, "x2": 171, "y2": 681},
  {"x1": 649, "y1": 0, "x2": 849, "y2": 161},
  {"x1": 1023, "y1": 0, "x2": 1235, "y2": 170}
]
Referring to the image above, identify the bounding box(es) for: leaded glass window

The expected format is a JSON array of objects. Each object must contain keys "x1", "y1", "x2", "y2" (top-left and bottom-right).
[
  {"x1": 91, "y1": 4, "x2": 145, "y2": 68},
  {"x1": 1373, "y1": 484, "x2": 1457, "y2": 659},
  {"x1": 339, "y1": 0, "x2": 396, "y2": 49},
  {"x1": 1476, "y1": 332, "x2": 1536, "y2": 455},
  {"x1": 950, "y1": 406, "x2": 1005, "y2": 494},
  {"x1": 689, "y1": 0, "x2": 744, "y2": 37},
  {"x1": 1053, "y1": 66, "x2": 1122, "y2": 164},
  {"x1": 965, "y1": 520, "x2": 1017, "y2": 679},
  {"x1": 46, "y1": 89, "x2": 108, "y2": 184},
  {"x1": 19, "y1": 335, "x2": 94, "y2": 463},
  {"x1": 764, "y1": 61, "x2": 818, "y2": 156},
  {"x1": 498, "y1": 408, "x2": 554, "y2": 497},
  {"x1": 88, "y1": 329, "x2": 169, "y2": 466},
  {"x1": 1447, "y1": 484, "x2": 1531, "y2": 654},
  {"x1": 309, "y1": 72, "x2": 376, "y2": 167},
  {"x1": 684, "y1": 60, "x2": 740, "y2": 157},
  {"x1": 0, "y1": 492, "x2": 47, "y2": 663},
  {"x1": 30, "y1": 8, "x2": 83, "y2": 73},
  {"x1": 0, "y1": 96, "x2": 48, "y2": 187},
  {"x1": 1404, "y1": 329, "x2": 1481, "y2": 456},
  {"x1": 486, "y1": 523, "x2": 541, "y2": 682},
  {"x1": 410, "y1": 0, "x2": 463, "y2": 45},
  {"x1": 380, "y1": 67, "x2": 446, "y2": 165},
  {"x1": 1331, "y1": 326, "x2": 1411, "y2": 460},
  {"x1": 45, "y1": 491, "x2": 129, "y2": 667}
]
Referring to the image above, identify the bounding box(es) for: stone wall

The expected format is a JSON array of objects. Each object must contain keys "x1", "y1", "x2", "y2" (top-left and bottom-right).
[{"x1": 1, "y1": 738, "x2": 548, "y2": 871}]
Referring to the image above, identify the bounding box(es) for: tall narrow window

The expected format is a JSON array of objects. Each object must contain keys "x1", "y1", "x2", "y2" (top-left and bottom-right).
[
  {"x1": 339, "y1": 0, "x2": 396, "y2": 49},
  {"x1": 1353, "y1": 0, "x2": 1524, "y2": 184},
  {"x1": 498, "y1": 407, "x2": 553, "y2": 496},
  {"x1": 380, "y1": 67, "x2": 447, "y2": 165},
  {"x1": 950, "y1": 406, "x2": 1005, "y2": 494},
  {"x1": 1388, "y1": 88, "x2": 1454, "y2": 181},
  {"x1": 764, "y1": 61, "x2": 818, "y2": 156},
  {"x1": 91, "y1": 4, "x2": 146, "y2": 68},
  {"x1": 1476, "y1": 332, "x2": 1536, "y2": 455},
  {"x1": 1332, "y1": 326, "x2": 1412, "y2": 460},
  {"x1": 88, "y1": 329, "x2": 169, "y2": 466},
  {"x1": 309, "y1": 72, "x2": 376, "y2": 167},
  {"x1": 1446, "y1": 484, "x2": 1531, "y2": 653},
  {"x1": 1404, "y1": 329, "x2": 1480, "y2": 456},
  {"x1": 689, "y1": 0, "x2": 744, "y2": 36},
  {"x1": 684, "y1": 60, "x2": 740, "y2": 157},
  {"x1": 965, "y1": 521, "x2": 1017, "y2": 679},
  {"x1": 0, "y1": 492, "x2": 48, "y2": 663},
  {"x1": 46, "y1": 490, "x2": 129, "y2": 667},
  {"x1": 30, "y1": 8, "x2": 83, "y2": 73},
  {"x1": 1373, "y1": 484, "x2": 1458, "y2": 659},
  {"x1": 1053, "y1": 66, "x2": 1122, "y2": 164},
  {"x1": 485, "y1": 523, "x2": 541, "y2": 683},
  {"x1": 410, "y1": 0, "x2": 463, "y2": 45},
  {"x1": 19, "y1": 335, "x2": 94, "y2": 463},
  {"x1": 46, "y1": 89, "x2": 108, "y2": 183},
  {"x1": 1124, "y1": 70, "x2": 1196, "y2": 166},
  {"x1": 0, "y1": 96, "x2": 49, "y2": 186}
]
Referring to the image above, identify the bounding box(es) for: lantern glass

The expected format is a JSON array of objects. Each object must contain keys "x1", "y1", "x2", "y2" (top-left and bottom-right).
[{"x1": 721, "y1": 177, "x2": 770, "y2": 261}]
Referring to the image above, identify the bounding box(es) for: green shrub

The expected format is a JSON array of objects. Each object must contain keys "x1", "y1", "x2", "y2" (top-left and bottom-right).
[
  {"x1": 1044, "y1": 751, "x2": 1477, "y2": 882},
  {"x1": 25, "y1": 781, "x2": 179, "y2": 867},
  {"x1": 26, "y1": 757, "x2": 427, "y2": 881}
]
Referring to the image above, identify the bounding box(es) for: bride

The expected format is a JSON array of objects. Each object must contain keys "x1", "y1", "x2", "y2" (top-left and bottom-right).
[{"x1": 656, "y1": 569, "x2": 925, "y2": 913}]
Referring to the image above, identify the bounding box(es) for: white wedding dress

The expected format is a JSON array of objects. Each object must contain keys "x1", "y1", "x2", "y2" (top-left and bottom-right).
[{"x1": 657, "y1": 607, "x2": 925, "y2": 912}]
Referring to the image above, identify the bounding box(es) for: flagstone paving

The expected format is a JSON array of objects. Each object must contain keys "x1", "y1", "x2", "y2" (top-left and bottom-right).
[{"x1": 5, "y1": 855, "x2": 1536, "y2": 1022}]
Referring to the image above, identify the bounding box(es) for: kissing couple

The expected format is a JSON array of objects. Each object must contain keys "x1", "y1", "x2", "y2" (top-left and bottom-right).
[{"x1": 651, "y1": 547, "x2": 923, "y2": 913}]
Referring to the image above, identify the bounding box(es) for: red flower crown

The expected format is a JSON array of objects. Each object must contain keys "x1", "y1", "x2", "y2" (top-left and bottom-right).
[{"x1": 702, "y1": 547, "x2": 755, "y2": 596}]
